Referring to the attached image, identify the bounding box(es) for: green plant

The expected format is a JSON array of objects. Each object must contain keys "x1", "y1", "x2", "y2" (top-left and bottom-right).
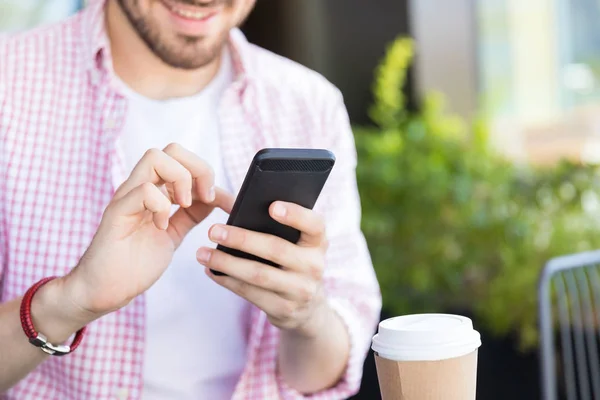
[{"x1": 354, "y1": 37, "x2": 600, "y2": 349}]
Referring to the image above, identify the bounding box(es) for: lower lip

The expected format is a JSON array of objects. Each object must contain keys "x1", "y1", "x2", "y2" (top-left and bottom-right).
[{"x1": 160, "y1": 1, "x2": 220, "y2": 36}]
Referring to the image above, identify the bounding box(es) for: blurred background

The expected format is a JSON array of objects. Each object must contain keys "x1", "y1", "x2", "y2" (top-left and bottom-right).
[{"x1": 4, "y1": 1, "x2": 600, "y2": 399}]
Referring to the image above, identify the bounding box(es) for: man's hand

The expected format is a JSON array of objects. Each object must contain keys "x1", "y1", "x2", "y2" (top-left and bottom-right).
[
  {"x1": 197, "y1": 201, "x2": 329, "y2": 337},
  {"x1": 62, "y1": 143, "x2": 234, "y2": 322}
]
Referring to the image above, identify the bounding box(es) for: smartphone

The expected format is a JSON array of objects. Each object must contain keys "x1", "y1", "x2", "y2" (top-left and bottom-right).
[{"x1": 211, "y1": 148, "x2": 336, "y2": 275}]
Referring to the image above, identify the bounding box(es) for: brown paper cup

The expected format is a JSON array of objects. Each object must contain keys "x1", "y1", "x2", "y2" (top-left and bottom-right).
[
  {"x1": 372, "y1": 314, "x2": 481, "y2": 400},
  {"x1": 375, "y1": 350, "x2": 478, "y2": 400}
]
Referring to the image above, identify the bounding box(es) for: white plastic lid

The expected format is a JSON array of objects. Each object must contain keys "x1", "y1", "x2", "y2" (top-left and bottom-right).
[{"x1": 371, "y1": 314, "x2": 481, "y2": 362}]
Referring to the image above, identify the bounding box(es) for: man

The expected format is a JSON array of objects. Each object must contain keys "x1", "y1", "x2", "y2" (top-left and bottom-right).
[{"x1": 0, "y1": 0, "x2": 381, "y2": 399}]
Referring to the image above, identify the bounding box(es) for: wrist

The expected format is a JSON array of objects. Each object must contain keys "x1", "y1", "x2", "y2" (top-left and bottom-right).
[
  {"x1": 30, "y1": 276, "x2": 96, "y2": 344},
  {"x1": 278, "y1": 300, "x2": 350, "y2": 393},
  {"x1": 288, "y1": 299, "x2": 332, "y2": 340}
]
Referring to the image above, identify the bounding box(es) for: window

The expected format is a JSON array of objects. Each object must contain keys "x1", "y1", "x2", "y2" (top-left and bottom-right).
[{"x1": 477, "y1": 0, "x2": 600, "y2": 164}]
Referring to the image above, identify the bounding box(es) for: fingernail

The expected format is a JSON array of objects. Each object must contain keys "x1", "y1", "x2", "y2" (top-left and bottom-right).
[
  {"x1": 186, "y1": 192, "x2": 193, "y2": 206},
  {"x1": 208, "y1": 186, "x2": 216, "y2": 202},
  {"x1": 210, "y1": 225, "x2": 227, "y2": 242},
  {"x1": 197, "y1": 248, "x2": 211, "y2": 263},
  {"x1": 273, "y1": 203, "x2": 287, "y2": 218}
]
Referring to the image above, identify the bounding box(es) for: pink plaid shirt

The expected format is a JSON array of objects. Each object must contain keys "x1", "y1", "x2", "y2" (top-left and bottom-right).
[{"x1": 0, "y1": 1, "x2": 381, "y2": 399}]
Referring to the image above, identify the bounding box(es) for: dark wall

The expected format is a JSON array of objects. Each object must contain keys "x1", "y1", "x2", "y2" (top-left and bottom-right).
[{"x1": 241, "y1": 0, "x2": 413, "y2": 125}]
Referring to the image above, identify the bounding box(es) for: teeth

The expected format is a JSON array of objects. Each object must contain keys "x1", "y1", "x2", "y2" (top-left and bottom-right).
[{"x1": 172, "y1": 7, "x2": 209, "y2": 20}]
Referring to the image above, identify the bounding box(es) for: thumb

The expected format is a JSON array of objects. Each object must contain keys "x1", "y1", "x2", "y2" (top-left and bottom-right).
[{"x1": 215, "y1": 187, "x2": 235, "y2": 214}]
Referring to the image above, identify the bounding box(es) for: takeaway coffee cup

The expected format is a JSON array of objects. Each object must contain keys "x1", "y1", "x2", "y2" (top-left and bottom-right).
[{"x1": 371, "y1": 314, "x2": 482, "y2": 400}]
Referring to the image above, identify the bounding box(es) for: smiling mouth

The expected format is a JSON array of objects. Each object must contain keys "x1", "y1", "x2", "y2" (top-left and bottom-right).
[{"x1": 161, "y1": 0, "x2": 218, "y2": 21}]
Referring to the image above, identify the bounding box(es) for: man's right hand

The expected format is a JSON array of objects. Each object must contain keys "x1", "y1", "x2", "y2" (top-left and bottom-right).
[{"x1": 58, "y1": 143, "x2": 234, "y2": 324}]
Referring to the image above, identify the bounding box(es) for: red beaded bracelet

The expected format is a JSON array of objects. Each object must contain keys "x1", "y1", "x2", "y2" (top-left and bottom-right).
[{"x1": 20, "y1": 276, "x2": 87, "y2": 356}]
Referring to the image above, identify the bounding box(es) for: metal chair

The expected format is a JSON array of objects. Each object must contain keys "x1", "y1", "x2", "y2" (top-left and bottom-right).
[{"x1": 539, "y1": 250, "x2": 600, "y2": 400}]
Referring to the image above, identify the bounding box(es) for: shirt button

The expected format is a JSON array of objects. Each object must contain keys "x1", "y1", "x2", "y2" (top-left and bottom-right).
[{"x1": 114, "y1": 387, "x2": 129, "y2": 399}]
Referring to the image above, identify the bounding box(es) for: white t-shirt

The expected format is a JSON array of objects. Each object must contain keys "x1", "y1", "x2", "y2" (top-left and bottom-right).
[{"x1": 116, "y1": 49, "x2": 250, "y2": 400}]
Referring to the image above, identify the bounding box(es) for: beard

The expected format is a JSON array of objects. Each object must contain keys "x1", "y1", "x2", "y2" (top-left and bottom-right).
[{"x1": 116, "y1": 0, "x2": 235, "y2": 70}]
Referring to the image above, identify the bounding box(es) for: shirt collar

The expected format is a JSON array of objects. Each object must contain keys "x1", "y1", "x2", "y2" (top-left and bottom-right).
[{"x1": 81, "y1": 0, "x2": 253, "y2": 88}]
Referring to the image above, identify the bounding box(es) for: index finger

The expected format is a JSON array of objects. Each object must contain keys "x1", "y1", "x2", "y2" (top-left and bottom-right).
[
  {"x1": 269, "y1": 201, "x2": 326, "y2": 247},
  {"x1": 163, "y1": 143, "x2": 215, "y2": 203},
  {"x1": 114, "y1": 148, "x2": 192, "y2": 207}
]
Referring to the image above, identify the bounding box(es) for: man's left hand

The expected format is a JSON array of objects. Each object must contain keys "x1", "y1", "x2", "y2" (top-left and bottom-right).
[{"x1": 196, "y1": 201, "x2": 329, "y2": 337}]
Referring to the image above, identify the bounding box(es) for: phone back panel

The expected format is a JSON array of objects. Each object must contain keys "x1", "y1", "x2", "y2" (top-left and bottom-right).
[{"x1": 216, "y1": 149, "x2": 335, "y2": 267}]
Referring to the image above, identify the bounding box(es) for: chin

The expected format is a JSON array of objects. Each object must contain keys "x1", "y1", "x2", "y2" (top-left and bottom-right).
[{"x1": 156, "y1": 43, "x2": 223, "y2": 70}]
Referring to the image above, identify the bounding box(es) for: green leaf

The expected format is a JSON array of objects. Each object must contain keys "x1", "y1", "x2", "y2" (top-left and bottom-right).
[{"x1": 355, "y1": 35, "x2": 600, "y2": 351}]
